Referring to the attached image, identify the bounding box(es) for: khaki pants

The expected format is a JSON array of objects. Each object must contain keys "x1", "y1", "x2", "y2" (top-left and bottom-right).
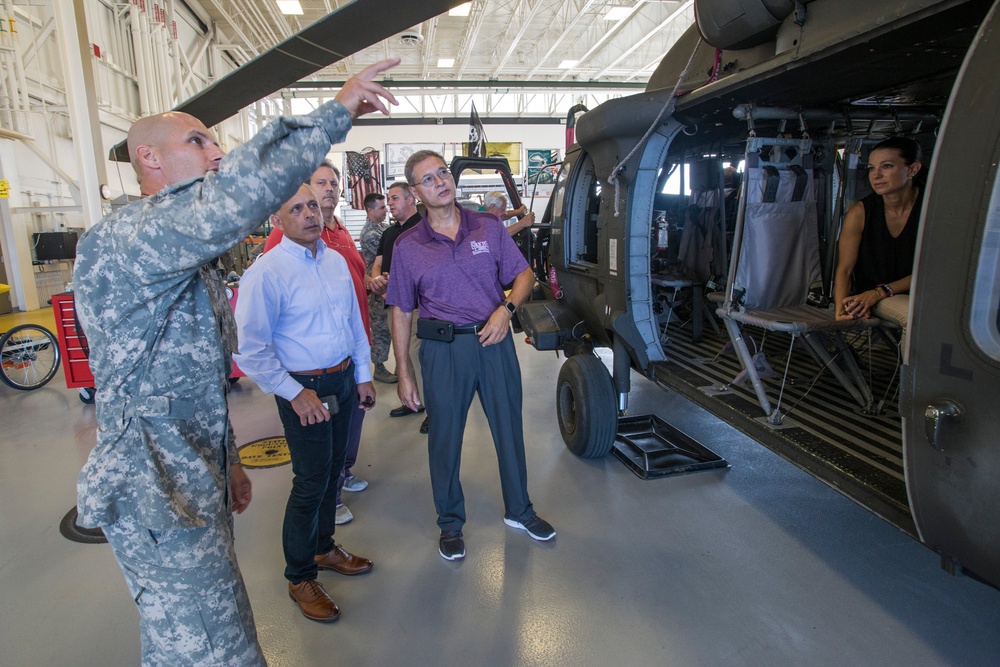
[{"x1": 873, "y1": 294, "x2": 909, "y2": 350}]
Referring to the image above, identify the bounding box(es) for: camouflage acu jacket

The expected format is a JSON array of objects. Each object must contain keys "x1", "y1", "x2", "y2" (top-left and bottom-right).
[
  {"x1": 73, "y1": 101, "x2": 352, "y2": 530},
  {"x1": 359, "y1": 218, "x2": 388, "y2": 273}
]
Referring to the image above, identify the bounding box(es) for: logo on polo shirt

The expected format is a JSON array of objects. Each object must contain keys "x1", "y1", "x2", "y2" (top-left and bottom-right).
[{"x1": 470, "y1": 240, "x2": 490, "y2": 255}]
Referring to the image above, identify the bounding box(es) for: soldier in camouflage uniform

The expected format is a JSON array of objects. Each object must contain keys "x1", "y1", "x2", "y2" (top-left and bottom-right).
[
  {"x1": 359, "y1": 191, "x2": 394, "y2": 383},
  {"x1": 72, "y1": 59, "x2": 399, "y2": 666}
]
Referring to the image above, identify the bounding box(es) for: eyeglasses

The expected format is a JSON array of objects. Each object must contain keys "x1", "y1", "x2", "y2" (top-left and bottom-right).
[{"x1": 412, "y1": 167, "x2": 453, "y2": 188}]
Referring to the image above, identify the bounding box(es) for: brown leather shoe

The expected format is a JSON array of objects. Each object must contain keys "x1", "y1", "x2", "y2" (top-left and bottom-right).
[
  {"x1": 315, "y1": 544, "x2": 374, "y2": 575},
  {"x1": 288, "y1": 580, "x2": 341, "y2": 622}
]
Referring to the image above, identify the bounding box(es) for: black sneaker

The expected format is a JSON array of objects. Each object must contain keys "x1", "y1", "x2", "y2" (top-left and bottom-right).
[
  {"x1": 439, "y1": 530, "x2": 465, "y2": 561},
  {"x1": 503, "y1": 514, "x2": 556, "y2": 541}
]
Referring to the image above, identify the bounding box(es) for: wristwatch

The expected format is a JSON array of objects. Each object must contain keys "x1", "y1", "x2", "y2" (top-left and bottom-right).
[
  {"x1": 876, "y1": 283, "x2": 893, "y2": 297},
  {"x1": 503, "y1": 300, "x2": 517, "y2": 315}
]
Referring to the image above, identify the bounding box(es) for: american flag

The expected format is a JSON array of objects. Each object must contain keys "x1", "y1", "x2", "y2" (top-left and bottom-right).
[{"x1": 346, "y1": 149, "x2": 382, "y2": 210}]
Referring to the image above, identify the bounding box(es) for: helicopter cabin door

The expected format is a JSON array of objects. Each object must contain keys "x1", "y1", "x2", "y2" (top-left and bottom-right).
[{"x1": 903, "y1": 0, "x2": 1000, "y2": 589}]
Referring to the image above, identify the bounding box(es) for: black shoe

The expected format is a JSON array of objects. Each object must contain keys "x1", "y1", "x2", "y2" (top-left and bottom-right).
[
  {"x1": 503, "y1": 514, "x2": 556, "y2": 541},
  {"x1": 439, "y1": 530, "x2": 465, "y2": 561},
  {"x1": 390, "y1": 404, "x2": 425, "y2": 418},
  {"x1": 419, "y1": 416, "x2": 429, "y2": 434}
]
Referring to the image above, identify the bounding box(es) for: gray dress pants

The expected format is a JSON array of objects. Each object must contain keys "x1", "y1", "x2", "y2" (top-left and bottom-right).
[{"x1": 419, "y1": 332, "x2": 534, "y2": 531}]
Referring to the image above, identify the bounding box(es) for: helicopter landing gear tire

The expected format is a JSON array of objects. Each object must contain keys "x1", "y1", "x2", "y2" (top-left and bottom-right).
[{"x1": 556, "y1": 354, "x2": 617, "y2": 458}]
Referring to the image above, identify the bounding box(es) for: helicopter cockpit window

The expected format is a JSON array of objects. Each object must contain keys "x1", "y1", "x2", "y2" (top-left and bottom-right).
[
  {"x1": 969, "y1": 168, "x2": 1000, "y2": 362},
  {"x1": 661, "y1": 163, "x2": 691, "y2": 196},
  {"x1": 566, "y1": 153, "x2": 601, "y2": 267},
  {"x1": 551, "y1": 160, "x2": 571, "y2": 219}
]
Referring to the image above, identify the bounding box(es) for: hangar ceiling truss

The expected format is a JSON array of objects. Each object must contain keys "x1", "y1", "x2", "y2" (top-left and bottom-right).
[{"x1": 188, "y1": 0, "x2": 696, "y2": 117}]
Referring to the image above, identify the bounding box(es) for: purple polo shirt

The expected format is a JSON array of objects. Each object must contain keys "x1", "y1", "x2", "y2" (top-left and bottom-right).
[{"x1": 386, "y1": 205, "x2": 529, "y2": 325}]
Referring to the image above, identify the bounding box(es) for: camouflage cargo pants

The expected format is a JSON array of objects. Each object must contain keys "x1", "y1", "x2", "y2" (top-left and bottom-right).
[
  {"x1": 103, "y1": 512, "x2": 267, "y2": 667},
  {"x1": 368, "y1": 294, "x2": 391, "y2": 365}
]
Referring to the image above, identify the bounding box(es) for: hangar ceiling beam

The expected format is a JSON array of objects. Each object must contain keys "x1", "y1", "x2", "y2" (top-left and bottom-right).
[
  {"x1": 558, "y1": 0, "x2": 650, "y2": 79},
  {"x1": 180, "y1": 29, "x2": 216, "y2": 95},
  {"x1": 593, "y1": 0, "x2": 693, "y2": 79},
  {"x1": 456, "y1": 1, "x2": 489, "y2": 79},
  {"x1": 203, "y1": 0, "x2": 266, "y2": 55},
  {"x1": 490, "y1": 0, "x2": 546, "y2": 78},
  {"x1": 19, "y1": 15, "x2": 54, "y2": 69},
  {"x1": 421, "y1": 17, "x2": 439, "y2": 80},
  {"x1": 252, "y1": 0, "x2": 295, "y2": 41},
  {"x1": 526, "y1": 0, "x2": 599, "y2": 78}
]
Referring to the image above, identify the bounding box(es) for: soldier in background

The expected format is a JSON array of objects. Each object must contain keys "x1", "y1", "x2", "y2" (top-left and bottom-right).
[
  {"x1": 359, "y1": 191, "x2": 394, "y2": 383},
  {"x1": 72, "y1": 59, "x2": 398, "y2": 665}
]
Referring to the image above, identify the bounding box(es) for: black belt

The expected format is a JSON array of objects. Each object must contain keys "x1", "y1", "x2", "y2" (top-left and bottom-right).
[{"x1": 453, "y1": 322, "x2": 487, "y2": 334}]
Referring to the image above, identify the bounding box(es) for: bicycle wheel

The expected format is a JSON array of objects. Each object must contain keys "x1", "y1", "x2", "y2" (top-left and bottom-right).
[{"x1": 0, "y1": 324, "x2": 61, "y2": 390}]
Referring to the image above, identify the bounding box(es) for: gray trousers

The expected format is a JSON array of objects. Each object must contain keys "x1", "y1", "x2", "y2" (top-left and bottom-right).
[
  {"x1": 103, "y1": 512, "x2": 266, "y2": 667},
  {"x1": 369, "y1": 295, "x2": 391, "y2": 365},
  {"x1": 419, "y1": 332, "x2": 533, "y2": 531}
]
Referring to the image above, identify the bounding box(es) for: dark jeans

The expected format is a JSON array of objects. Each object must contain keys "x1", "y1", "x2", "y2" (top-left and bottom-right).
[
  {"x1": 336, "y1": 403, "x2": 365, "y2": 505},
  {"x1": 275, "y1": 365, "x2": 356, "y2": 583}
]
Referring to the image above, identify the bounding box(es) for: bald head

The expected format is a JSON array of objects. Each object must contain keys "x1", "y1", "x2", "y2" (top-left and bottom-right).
[{"x1": 127, "y1": 112, "x2": 225, "y2": 196}]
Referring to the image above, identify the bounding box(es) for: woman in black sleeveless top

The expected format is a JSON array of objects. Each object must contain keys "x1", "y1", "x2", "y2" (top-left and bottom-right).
[{"x1": 834, "y1": 137, "x2": 924, "y2": 342}]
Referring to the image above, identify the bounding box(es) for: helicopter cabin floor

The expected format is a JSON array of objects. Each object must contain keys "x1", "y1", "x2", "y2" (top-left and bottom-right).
[
  {"x1": 2, "y1": 307, "x2": 999, "y2": 665},
  {"x1": 651, "y1": 307, "x2": 912, "y2": 534}
]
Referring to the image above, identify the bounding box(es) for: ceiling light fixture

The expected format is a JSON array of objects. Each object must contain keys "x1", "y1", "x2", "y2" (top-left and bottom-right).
[
  {"x1": 437, "y1": 58, "x2": 455, "y2": 68},
  {"x1": 276, "y1": 0, "x2": 303, "y2": 15},
  {"x1": 449, "y1": 2, "x2": 472, "y2": 17},
  {"x1": 604, "y1": 7, "x2": 632, "y2": 21},
  {"x1": 558, "y1": 60, "x2": 579, "y2": 69}
]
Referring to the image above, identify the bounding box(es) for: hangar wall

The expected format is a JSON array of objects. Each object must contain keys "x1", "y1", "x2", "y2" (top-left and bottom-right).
[
  {"x1": 0, "y1": 0, "x2": 243, "y2": 310},
  {"x1": 0, "y1": 0, "x2": 569, "y2": 312}
]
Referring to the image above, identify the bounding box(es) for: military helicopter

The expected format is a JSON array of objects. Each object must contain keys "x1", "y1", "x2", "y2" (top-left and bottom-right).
[
  {"x1": 108, "y1": 0, "x2": 997, "y2": 589},
  {"x1": 516, "y1": 0, "x2": 1000, "y2": 590}
]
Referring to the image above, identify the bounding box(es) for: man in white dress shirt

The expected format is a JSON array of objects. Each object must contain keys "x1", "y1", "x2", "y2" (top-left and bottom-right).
[{"x1": 235, "y1": 184, "x2": 376, "y2": 623}]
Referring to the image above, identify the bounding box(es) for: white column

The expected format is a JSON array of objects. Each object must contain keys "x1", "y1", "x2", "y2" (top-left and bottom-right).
[
  {"x1": 53, "y1": 0, "x2": 107, "y2": 230},
  {"x1": 129, "y1": 4, "x2": 150, "y2": 115},
  {"x1": 0, "y1": 138, "x2": 38, "y2": 311}
]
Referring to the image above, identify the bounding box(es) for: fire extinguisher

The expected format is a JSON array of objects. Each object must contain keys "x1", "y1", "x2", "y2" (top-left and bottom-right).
[{"x1": 656, "y1": 212, "x2": 669, "y2": 253}]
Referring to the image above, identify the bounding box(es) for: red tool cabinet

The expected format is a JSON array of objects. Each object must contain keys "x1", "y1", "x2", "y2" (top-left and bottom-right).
[{"x1": 51, "y1": 292, "x2": 94, "y2": 389}]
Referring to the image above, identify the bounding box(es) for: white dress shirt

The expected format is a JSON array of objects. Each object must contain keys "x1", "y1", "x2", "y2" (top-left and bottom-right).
[{"x1": 234, "y1": 234, "x2": 372, "y2": 401}]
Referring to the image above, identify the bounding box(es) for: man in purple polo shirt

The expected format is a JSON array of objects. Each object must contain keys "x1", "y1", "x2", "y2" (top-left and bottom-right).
[{"x1": 385, "y1": 149, "x2": 555, "y2": 561}]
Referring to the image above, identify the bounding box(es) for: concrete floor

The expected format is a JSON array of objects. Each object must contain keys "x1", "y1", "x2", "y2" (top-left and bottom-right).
[{"x1": 2, "y1": 309, "x2": 999, "y2": 666}]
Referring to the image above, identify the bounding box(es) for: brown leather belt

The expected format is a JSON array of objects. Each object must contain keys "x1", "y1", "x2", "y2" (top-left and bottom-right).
[{"x1": 291, "y1": 358, "x2": 351, "y2": 375}]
